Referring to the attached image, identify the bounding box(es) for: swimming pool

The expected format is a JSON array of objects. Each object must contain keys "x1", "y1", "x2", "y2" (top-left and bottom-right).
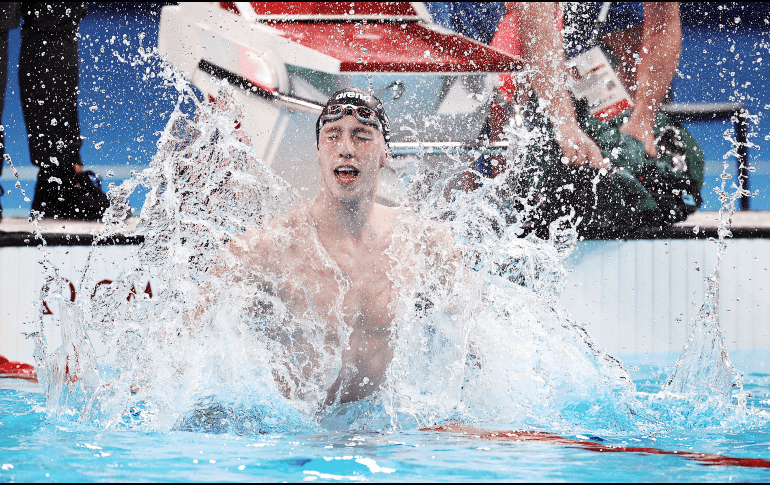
[
  {"x1": 2, "y1": 350, "x2": 768, "y2": 482},
  {"x1": 2, "y1": 39, "x2": 768, "y2": 482}
]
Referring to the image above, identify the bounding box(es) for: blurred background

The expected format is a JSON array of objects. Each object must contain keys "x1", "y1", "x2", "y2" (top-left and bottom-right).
[{"x1": 1, "y1": 2, "x2": 769, "y2": 216}]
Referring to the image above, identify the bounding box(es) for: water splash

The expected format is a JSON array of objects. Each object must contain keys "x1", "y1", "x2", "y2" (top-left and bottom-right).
[
  {"x1": 24, "y1": 48, "x2": 763, "y2": 437},
  {"x1": 30, "y1": 70, "x2": 312, "y2": 431},
  {"x1": 372, "y1": 114, "x2": 640, "y2": 433},
  {"x1": 658, "y1": 116, "x2": 759, "y2": 425}
]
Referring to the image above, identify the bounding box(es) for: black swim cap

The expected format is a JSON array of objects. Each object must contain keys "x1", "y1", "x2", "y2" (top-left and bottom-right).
[{"x1": 316, "y1": 87, "x2": 391, "y2": 146}]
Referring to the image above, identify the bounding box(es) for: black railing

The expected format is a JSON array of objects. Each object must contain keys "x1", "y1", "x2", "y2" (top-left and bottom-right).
[{"x1": 660, "y1": 102, "x2": 750, "y2": 210}]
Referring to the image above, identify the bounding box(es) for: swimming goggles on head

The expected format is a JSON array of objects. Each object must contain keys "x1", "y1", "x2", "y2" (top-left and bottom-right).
[{"x1": 319, "y1": 104, "x2": 382, "y2": 129}]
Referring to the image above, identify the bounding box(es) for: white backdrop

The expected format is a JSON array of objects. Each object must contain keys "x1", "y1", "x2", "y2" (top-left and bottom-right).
[{"x1": 2, "y1": 239, "x2": 769, "y2": 363}]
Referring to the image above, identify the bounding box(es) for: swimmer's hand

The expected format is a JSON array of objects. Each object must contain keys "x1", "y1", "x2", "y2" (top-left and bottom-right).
[
  {"x1": 555, "y1": 121, "x2": 608, "y2": 170},
  {"x1": 620, "y1": 109, "x2": 657, "y2": 158}
]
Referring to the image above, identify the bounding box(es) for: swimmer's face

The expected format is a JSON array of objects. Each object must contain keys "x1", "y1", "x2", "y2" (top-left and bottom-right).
[{"x1": 317, "y1": 115, "x2": 387, "y2": 202}]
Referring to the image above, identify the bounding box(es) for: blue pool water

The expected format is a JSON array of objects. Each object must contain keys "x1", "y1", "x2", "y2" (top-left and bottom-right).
[{"x1": 2, "y1": 350, "x2": 769, "y2": 482}]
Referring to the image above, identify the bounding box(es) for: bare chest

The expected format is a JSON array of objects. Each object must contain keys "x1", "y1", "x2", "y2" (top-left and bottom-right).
[
  {"x1": 336, "y1": 250, "x2": 394, "y2": 327},
  {"x1": 276, "y1": 243, "x2": 393, "y2": 323}
]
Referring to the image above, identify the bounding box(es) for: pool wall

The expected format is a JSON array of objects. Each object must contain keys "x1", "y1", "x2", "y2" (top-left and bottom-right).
[
  {"x1": 1, "y1": 237, "x2": 768, "y2": 363},
  {"x1": 560, "y1": 238, "x2": 770, "y2": 354},
  {"x1": 0, "y1": 244, "x2": 146, "y2": 363}
]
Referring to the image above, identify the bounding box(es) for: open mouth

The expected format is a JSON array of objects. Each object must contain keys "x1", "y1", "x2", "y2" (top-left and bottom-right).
[{"x1": 333, "y1": 165, "x2": 360, "y2": 185}]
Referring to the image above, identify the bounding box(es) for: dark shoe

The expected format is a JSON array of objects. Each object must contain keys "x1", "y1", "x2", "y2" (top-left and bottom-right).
[{"x1": 31, "y1": 169, "x2": 110, "y2": 221}]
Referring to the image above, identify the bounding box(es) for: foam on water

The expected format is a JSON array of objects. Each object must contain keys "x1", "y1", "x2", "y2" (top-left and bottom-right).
[{"x1": 18, "y1": 52, "x2": 765, "y2": 437}]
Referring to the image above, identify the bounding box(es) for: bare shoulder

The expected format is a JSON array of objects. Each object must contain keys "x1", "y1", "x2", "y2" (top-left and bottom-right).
[
  {"x1": 373, "y1": 203, "x2": 399, "y2": 238},
  {"x1": 406, "y1": 210, "x2": 454, "y2": 247},
  {"x1": 391, "y1": 208, "x2": 458, "y2": 262},
  {"x1": 424, "y1": 219, "x2": 454, "y2": 247},
  {"x1": 230, "y1": 204, "x2": 312, "y2": 265}
]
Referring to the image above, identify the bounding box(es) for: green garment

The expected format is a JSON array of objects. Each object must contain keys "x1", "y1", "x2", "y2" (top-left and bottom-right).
[{"x1": 515, "y1": 102, "x2": 705, "y2": 239}]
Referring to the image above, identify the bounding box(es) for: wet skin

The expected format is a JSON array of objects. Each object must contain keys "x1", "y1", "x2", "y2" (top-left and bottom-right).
[
  {"x1": 235, "y1": 115, "x2": 398, "y2": 405},
  {"x1": 310, "y1": 116, "x2": 397, "y2": 403}
]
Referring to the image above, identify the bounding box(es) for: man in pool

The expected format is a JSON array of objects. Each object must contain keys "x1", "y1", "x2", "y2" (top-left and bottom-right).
[{"x1": 228, "y1": 88, "x2": 455, "y2": 410}]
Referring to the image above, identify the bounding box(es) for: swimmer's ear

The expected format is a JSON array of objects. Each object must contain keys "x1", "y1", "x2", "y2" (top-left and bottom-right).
[{"x1": 380, "y1": 144, "x2": 389, "y2": 168}]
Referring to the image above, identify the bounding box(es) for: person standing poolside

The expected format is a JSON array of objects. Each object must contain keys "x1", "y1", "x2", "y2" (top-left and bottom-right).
[
  {"x1": 485, "y1": 2, "x2": 703, "y2": 239},
  {"x1": 227, "y1": 88, "x2": 457, "y2": 407},
  {"x1": 0, "y1": 3, "x2": 108, "y2": 221},
  {"x1": 518, "y1": 2, "x2": 682, "y2": 162}
]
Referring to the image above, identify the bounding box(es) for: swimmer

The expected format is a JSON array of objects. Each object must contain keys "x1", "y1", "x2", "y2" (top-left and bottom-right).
[{"x1": 227, "y1": 88, "x2": 456, "y2": 408}]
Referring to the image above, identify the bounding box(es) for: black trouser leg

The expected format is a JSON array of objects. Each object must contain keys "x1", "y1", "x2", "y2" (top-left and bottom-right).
[
  {"x1": 0, "y1": 1, "x2": 21, "y2": 179},
  {"x1": 20, "y1": 3, "x2": 87, "y2": 174},
  {"x1": 0, "y1": 29, "x2": 7, "y2": 178},
  {"x1": 18, "y1": 3, "x2": 106, "y2": 219},
  {"x1": 0, "y1": 29, "x2": 7, "y2": 217}
]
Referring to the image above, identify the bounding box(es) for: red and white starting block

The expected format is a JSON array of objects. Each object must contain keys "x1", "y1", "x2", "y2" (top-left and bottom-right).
[{"x1": 157, "y1": 2, "x2": 522, "y2": 204}]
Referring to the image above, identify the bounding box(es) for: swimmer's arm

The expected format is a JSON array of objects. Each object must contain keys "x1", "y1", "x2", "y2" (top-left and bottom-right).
[
  {"x1": 184, "y1": 230, "x2": 275, "y2": 327},
  {"x1": 420, "y1": 221, "x2": 464, "y2": 292}
]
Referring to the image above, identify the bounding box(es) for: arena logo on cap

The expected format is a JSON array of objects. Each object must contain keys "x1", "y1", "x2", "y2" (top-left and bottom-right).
[{"x1": 336, "y1": 91, "x2": 372, "y2": 103}]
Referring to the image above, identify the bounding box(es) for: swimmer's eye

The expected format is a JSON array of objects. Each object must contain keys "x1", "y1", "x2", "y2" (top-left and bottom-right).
[
  {"x1": 323, "y1": 130, "x2": 372, "y2": 142},
  {"x1": 353, "y1": 130, "x2": 374, "y2": 142}
]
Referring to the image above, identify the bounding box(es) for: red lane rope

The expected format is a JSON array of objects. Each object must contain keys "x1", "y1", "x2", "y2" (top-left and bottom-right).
[
  {"x1": 424, "y1": 425, "x2": 770, "y2": 469},
  {"x1": 0, "y1": 351, "x2": 765, "y2": 467}
]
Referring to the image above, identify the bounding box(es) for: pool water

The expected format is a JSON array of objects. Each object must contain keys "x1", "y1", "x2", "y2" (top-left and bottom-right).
[{"x1": 2, "y1": 350, "x2": 768, "y2": 482}]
